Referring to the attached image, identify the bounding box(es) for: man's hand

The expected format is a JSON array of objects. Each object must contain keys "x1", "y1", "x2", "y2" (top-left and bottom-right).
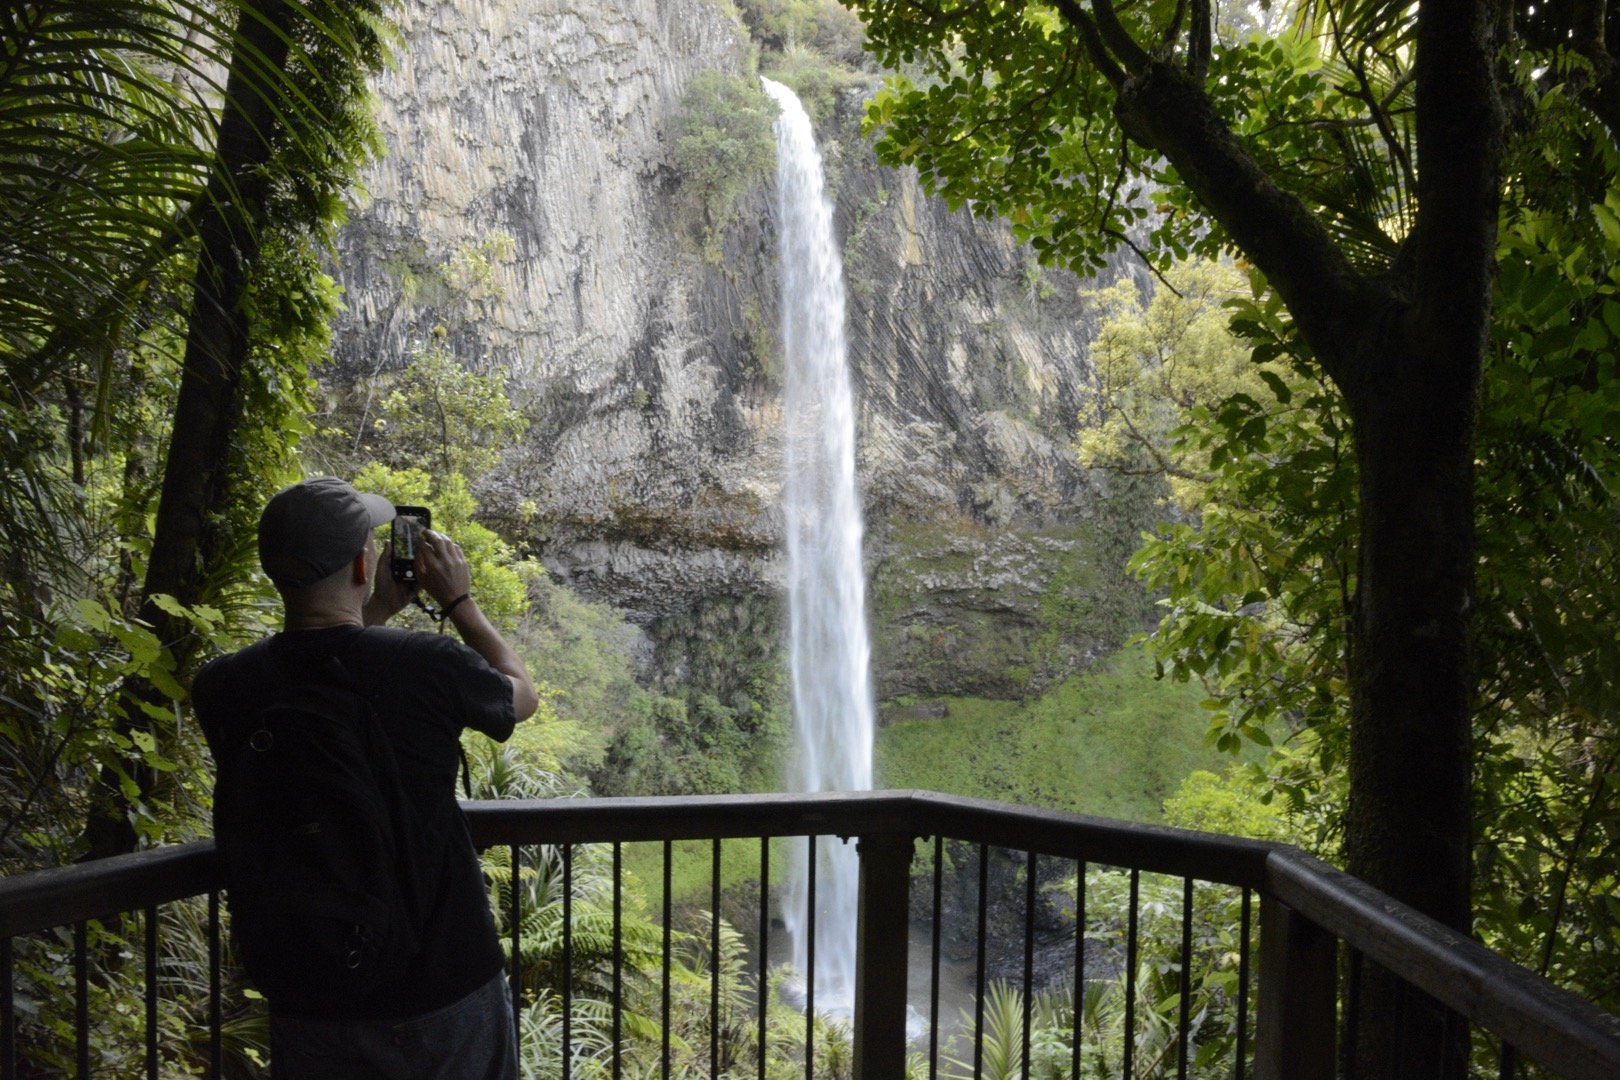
[
  {"x1": 363, "y1": 537, "x2": 415, "y2": 626},
  {"x1": 416, "y1": 529, "x2": 473, "y2": 607}
]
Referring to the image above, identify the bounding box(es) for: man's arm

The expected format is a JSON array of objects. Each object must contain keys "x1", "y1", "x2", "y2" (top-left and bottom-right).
[
  {"x1": 445, "y1": 597, "x2": 539, "y2": 721},
  {"x1": 415, "y1": 530, "x2": 540, "y2": 721}
]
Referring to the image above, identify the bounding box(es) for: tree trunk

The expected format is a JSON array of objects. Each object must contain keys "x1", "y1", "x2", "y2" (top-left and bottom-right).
[
  {"x1": 143, "y1": 0, "x2": 293, "y2": 629},
  {"x1": 1342, "y1": 322, "x2": 1478, "y2": 1077},
  {"x1": 1098, "y1": 8, "x2": 1499, "y2": 1075},
  {"x1": 80, "y1": 0, "x2": 297, "y2": 861},
  {"x1": 1339, "y1": 5, "x2": 1499, "y2": 1070}
]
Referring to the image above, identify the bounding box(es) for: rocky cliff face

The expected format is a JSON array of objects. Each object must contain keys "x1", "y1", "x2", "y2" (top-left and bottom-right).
[{"x1": 331, "y1": 0, "x2": 1152, "y2": 701}]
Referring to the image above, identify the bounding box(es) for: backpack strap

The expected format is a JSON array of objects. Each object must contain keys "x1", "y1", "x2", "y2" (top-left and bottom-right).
[
  {"x1": 265, "y1": 630, "x2": 476, "y2": 796},
  {"x1": 258, "y1": 632, "x2": 423, "y2": 918}
]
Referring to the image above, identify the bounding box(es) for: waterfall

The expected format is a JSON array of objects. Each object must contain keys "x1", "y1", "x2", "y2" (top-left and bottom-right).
[{"x1": 765, "y1": 76, "x2": 875, "y2": 1012}]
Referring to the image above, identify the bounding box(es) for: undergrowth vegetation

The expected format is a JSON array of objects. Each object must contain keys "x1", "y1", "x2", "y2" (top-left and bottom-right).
[{"x1": 876, "y1": 651, "x2": 1248, "y2": 825}]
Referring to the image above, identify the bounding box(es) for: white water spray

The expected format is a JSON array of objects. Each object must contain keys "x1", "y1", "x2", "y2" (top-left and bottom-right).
[{"x1": 765, "y1": 77, "x2": 875, "y2": 1012}]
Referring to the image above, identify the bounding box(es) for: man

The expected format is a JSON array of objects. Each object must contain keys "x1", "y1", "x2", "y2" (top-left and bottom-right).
[{"x1": 195, "y1": 476, "x2": 539, "y2": 1078}]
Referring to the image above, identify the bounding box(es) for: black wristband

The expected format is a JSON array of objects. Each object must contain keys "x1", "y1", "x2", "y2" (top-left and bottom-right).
[{"x1": 440, "y1": 592, "x2": 472, "y2": 621}]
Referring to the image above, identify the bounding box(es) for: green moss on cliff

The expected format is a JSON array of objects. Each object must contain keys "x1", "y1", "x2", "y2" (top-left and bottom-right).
[
  {"x1": 875, "y1": 649, "x2": 1231, "y2": 823},
  {"x1": 869, "y1": 516, "x2": 1152, "y2": 699}
]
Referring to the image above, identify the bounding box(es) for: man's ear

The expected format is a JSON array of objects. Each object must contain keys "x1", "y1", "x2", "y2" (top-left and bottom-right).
[{"x1": 351, "y1": 545, "x2": 372, "y2": 586}]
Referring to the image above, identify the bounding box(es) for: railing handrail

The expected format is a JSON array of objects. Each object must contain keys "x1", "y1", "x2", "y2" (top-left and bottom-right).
[
  {"x1": 1265, "y1": 845, "x2": 1620, "y2": 1079},
  {"x1": 458, "y1": 789, "x2": 1278, "y2": 887},
  {"x1": 0, "y1": 841, "x2": 217, "y2": 939},
  {"x1": 4, "y1": 790, "x2": 1619, "y2": 1076}
]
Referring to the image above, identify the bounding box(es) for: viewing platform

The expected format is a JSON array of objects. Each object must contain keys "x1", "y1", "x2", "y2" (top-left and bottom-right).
[{"x1": 4, "y1": 791, "x2": 1619, "y2": 1078}]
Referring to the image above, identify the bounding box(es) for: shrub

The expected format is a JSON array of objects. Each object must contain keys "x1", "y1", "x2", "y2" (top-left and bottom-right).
[{"x1": 672, "y1": 71, "x2": 777, "y2": 256}]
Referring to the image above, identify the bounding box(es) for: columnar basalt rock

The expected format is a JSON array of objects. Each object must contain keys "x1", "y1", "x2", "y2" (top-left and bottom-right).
[{"x1": 331, "y1": 0, "x2": 1152, "y2": 697}]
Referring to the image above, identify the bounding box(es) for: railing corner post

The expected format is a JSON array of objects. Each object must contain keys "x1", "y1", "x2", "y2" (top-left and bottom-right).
[
  {"x1": 853, "y1": 831, "x2": 912, "y2": 1080},
  {"x1": 1255, "y1": 894, "x2": 1336, "y2": 1080}
]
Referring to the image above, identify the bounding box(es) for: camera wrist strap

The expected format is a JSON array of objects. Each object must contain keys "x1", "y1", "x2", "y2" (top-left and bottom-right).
[{"x1": 411, "y1": 591, "x2": 471, "y2": 632}]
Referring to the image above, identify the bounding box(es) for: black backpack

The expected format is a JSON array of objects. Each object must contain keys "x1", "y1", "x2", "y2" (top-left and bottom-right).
[{"x1": 210, "y1": 651, "x2": 421, "y2": 1002}]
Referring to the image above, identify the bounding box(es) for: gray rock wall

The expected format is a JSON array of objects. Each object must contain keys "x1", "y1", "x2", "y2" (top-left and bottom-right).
[{"x1": 331, "y1": 0, "x2": 1153, "y2": 699}]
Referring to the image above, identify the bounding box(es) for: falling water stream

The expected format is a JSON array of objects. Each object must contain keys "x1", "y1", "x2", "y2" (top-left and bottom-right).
[{"x1": 765, "y1": 76, "x2": 875, "y2": 1015}]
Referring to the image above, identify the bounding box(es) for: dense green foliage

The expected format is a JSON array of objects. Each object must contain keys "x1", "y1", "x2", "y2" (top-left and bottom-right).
[
  {"x1": 674, "y1": 71, "x2": 780, "y2": 258},
  {"x1": 1074, "y1": 261, "x2": 1274, "y2": 512},
  {"x1": 0, "y1": 3, "x2": 397, "y2": 1068},
  {"x1": 846, "y1": 8, "x2": 1619, "y2": 1073},
  {"x1": 1, "y1": 0, "x2": 391, "y2": 868},
  {"x1": 877, "y1": 650, "x2": 1233, "y2": 823},
  {"x1": 734, "y1": 0, "x2": 867, "y2": 65},
  {"x1": 1123, "y1": 221, "x2": 1620, "y2": 1003}
]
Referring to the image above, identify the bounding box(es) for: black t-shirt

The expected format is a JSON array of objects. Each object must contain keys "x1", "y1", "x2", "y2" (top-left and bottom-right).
[{"x1": 194, "y1": 623, "x2": 517, "y2": 1020}]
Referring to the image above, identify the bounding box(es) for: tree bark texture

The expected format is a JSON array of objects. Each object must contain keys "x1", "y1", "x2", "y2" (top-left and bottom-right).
[
  {"x1": 1342, "y1": 328, "x2": 1479, "y2": 1077},
  {"x1": 1340, "y1": 5, "x2": 1501, "y2": 1073}
]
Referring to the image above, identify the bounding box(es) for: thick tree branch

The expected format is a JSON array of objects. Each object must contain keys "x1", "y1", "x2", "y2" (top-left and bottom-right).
[
  {"x1": 81, "y1": 0, "x2": 298, "y2": 862},
  {"x1": 1412, "y1": 0, "x2": 1502, "y2": 381},
  {"x1": 1572, "y1": 0, "x2": 1606, "y2": 44},
  {"x1": 1105, "y1": 59, "x2": 1373, "y2": 389},
  {"x1": 1569, "y1": 2, "x2": 1620, "y2": 143},
  {"x1": 1087, "y1": 0, "x2": 1151, "y2": 72},
  {"x1": 1189, "y1": 0, "x2": 1212, "y2": 81},
  {"x1": 143, "y1": 0, "x2": 296, "y2": 630},
  {"x1": 1164, "y1": 0, "x2": 1188, "y2": 54},
  {"x1": 1050, "y1": 1, "x2": 1125, "y2": 88}
]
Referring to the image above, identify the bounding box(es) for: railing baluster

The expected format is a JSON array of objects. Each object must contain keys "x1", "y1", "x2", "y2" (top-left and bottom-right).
[
  {"x1": 1178, "y1": 876, "x2": 1194, "y2": 1080},
  {"x1": 510, "y1": 843, "x2": 521, "y2": 1041},
  {"x1": 3, "y1": 934, "x2": 15, "y2": 1080},
  {"x1": 1022, "y1": 850, "x2": 1036, "y2": 1080},
  {"x1": 804, "y1": 835, "x2": 816, "y2": 1080},
  {"x1": 74, "y1": 921, "x2": 88, "y2": 1078},
  {"x1": 974, "y1": 842, "x2": 988, "y2": 1080},
  {"x1": 1073, "y1": 860, "x2": 1086, "y2": 1080},
  {"x1": 612, "y1": 840, "x2": 622, "y2": 1079},
  {"x1": 145, "y1": 905, "x2": 158, "y2": 1080},
  {"x1": 930, "y1": 834, "x2": 944, "y2": 1080},
  {"x1": 758, "y1": 837, "x2": 769, "y2": 1080},
  {"x1": 1124, "y1": 869, "x2": 1139, "y2": 1080},
  {"x1": 1498, "y1": 1038, "x2": 1518, "y2": 1079},
  {"x1": 563, "y1": 843, "x2": 573, "y2": 1080},
  {"x1": 662, "y1": 839, "x2": 672, "y2": 1080},
  {"x1": 1344, "y1": 943, "x2": 1362, "y2": 1078},
  {"x1": 1236, "y1": 887, "x2": 1251, "y2": 1080},
  {"x1": 208, "y1": 891, "x2": 221, "y2": 1079},
  {"x1": 1254, "y1": 896, "x2": 1335, "y2": 1080},
  {"x1": 711, "y1": 838, "x2": 721, "y2": 1080},
  {"x1": 853, "y1": 831, "x2": 912, "y2": 1078}
]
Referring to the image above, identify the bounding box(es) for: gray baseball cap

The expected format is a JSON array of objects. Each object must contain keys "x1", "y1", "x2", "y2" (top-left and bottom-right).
[{"x1": 258, "y1": 476, "x2": 396, "y2": 589}]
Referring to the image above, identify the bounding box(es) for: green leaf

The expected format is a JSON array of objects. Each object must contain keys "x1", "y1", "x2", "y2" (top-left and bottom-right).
[
  {"x1": 146, "y1": 666, "x2": 187, "y2": 701},
  {"x1": 1601, "y1": 299, "x2": 1620, "y2": 340},
  {"x1": 74, "y1": 598, "x2": 112, "y2": 632},
  {"x1": 148, "y1": 593, "x2": 189, "y2": 619},
  {"x1": 1258, "y1": 369, "x2": 1292, "y2": 404},
  {"x1": 1593, "y1": 201, "x2": 1620, "y2": 247}
]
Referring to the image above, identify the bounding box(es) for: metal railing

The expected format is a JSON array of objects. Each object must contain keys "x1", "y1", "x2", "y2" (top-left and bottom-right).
[{"x1": 3, "y1": 790, "x2": 1619, "y2": 1077}]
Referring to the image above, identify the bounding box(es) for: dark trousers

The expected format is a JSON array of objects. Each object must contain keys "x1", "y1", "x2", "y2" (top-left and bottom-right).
[{"x1": 269, "y1": 971, "x2": 518, "y2": 1079}]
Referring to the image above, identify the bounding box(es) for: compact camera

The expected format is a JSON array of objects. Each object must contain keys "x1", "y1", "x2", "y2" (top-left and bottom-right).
[{"x1": 390, "y1": 505, "x2": 430, "y2": 584}]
